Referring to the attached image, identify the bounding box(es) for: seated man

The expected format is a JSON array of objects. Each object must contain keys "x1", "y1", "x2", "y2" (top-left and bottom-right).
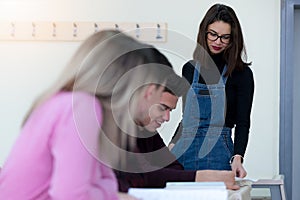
[{"x1": 115, "y1": 88, "x2": 239, "y2": 192}]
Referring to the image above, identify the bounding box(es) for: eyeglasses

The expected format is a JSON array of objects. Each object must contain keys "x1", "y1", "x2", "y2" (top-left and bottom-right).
[{"x1": 206, "y1": 31, "x2": 231, "y2": 44}]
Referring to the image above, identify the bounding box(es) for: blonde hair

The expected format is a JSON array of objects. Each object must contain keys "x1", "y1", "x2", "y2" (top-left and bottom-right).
[{"x1": 23, "y1": 30, "x2": 178, "y2": 170}]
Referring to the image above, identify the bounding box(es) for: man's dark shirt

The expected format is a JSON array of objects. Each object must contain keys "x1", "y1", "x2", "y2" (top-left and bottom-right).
[{"x1": 115, "y1": 131, "x2": 196, "y2": 192}]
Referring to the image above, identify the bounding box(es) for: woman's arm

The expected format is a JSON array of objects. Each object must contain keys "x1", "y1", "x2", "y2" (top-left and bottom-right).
[{"x1": 231, "y1": 67, "x2": 254, "y2": 177}]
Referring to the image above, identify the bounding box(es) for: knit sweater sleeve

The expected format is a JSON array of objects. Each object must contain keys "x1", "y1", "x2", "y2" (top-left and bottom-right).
[
  {"x1": 231, "y1": 66, "x2": 254, "y2": 156},
  {"x1": 116, "y1": 132, "x2": 196, "y2": 192}
]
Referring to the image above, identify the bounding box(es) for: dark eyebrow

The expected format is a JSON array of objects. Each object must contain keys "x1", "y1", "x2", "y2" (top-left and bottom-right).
[
  {"x1": 208, "y1": 29, "x2": 230, "y2": 36},
  {"x1": 160, "y1": 103, "x2": 173, "y2": 111},
  {"x1": 208, "y1": 29, "x2": 218, "y2": 34}
]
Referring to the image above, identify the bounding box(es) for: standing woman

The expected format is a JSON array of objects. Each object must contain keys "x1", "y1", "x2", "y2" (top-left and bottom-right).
[
  {"x1": 170, "y1": 3, "x2": 254, "y2": 178},
  {"x1": 0, "y1": 30, "x2": 179, "y2": 199}
]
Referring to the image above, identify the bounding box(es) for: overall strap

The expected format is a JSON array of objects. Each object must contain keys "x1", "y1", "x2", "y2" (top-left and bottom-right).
[
  {"x1": 192, "y1": 61, "x2": 201, "y2": 84},
  {"x1": 219, "y1": 65, "x2": 228, "y2": 84}
]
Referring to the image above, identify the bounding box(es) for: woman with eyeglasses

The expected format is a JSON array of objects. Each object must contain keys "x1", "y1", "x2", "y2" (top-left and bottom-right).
[{"x1": 170, "y1": 3, "x2": 254, "y2": 178}]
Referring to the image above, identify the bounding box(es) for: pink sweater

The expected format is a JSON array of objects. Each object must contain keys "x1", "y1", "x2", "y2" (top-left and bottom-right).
[{"x1": 0, "y1": 92, "x2": 119, "y2": 200}]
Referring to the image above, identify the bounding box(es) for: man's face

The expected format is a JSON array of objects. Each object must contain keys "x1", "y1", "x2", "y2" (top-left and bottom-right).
[{"x1": 144, "y1": 91, "x2": 178, "y2": 132}]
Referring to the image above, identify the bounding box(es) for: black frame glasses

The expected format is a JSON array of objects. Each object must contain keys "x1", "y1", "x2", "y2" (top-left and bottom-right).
[{"x1": 206, "y1": 31, "x2": 231, "y2": 44}]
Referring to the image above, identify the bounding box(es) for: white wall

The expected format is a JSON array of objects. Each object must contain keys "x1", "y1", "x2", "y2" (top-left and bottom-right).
[{"x1": 0, "y1": 0, "x2": 280, "y2": 180}]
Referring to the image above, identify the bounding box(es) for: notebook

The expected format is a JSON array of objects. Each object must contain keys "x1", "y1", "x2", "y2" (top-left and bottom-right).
[{"x1": 128, "y1": 182, "x2": 227, "y2": 200}]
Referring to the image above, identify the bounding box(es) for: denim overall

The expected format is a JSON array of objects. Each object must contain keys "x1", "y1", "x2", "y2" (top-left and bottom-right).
[{"x1": 171, "y1": 62, "x2": 233, "y2": 170}]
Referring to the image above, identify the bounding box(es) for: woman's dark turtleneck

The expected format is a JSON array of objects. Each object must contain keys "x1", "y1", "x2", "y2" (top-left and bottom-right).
[{"x1": 182, "y1": 53, "x2": 226, "y2": 85}]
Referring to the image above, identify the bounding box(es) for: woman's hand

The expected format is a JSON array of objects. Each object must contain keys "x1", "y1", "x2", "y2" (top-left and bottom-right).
[{"x1": 230, "y1": 155, "x2": 247, "y2": 178}]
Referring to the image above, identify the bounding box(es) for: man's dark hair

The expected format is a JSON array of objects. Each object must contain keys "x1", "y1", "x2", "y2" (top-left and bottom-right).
[{"x1": 164, "y1": 73, "x2": 189, "y2": 97}]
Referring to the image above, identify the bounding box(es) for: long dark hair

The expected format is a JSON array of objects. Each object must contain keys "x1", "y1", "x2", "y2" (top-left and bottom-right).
[{"x1": 193, "y1": 3, "x2": 251, "y2": 76}]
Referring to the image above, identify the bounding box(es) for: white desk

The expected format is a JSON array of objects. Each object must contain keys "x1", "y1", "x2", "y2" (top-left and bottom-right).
[{"x1": 128, "y1": 182, "x2": 252, "y2": 200}]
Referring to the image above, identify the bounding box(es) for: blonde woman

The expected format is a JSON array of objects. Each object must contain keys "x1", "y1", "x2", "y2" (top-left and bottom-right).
[{"x1": 0, "y1": 30, "x2": 179, "y2": 199}]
